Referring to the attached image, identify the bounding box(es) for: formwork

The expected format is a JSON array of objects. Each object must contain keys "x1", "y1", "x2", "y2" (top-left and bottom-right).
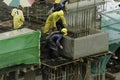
[
  {"x1": 0, "y1": 64, "x2": 41, "y2": 80},
  {"x1": 62, "y1": 29, "x2": 108, "y2": 59},
  {"x1": 62, "y1": 0, "x2": 108, "y2": 59},
  {"x1": 41, "y1": 52, "x2": 111, "y2": 80},
  {"x1": 42, "y1": 59, "x2": 90, "y2": 80}
]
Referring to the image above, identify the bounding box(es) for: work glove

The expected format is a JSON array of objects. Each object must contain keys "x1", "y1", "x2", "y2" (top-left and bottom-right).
[
  {"x1": 63, "y1": 24, "x2": 67, "y2": 28},
  {"x1": 60, "y1": 45, "x2": 63, "y2": 49}
]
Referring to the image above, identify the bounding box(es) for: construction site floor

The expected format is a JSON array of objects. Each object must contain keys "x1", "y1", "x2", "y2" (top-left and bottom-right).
[{"x1": 42, "y1": 57, "x2": 73, "y2": 67}]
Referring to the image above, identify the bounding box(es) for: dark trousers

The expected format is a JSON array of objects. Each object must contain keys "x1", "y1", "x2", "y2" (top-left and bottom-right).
[
  {"x1": 56, "y1": 19, "x2": 64, "y2": 31},
  {"x1": 48, "y1": 41, "x2": 60, "y2": 58}
]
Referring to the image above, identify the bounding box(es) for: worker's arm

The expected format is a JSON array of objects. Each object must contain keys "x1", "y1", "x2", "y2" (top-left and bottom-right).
[
  {"x1": 64, "y1": 2, "x2": 68, "y2": 14},
  {"x1": 19, "y1": 10, "x2": 25, "y2": 22},
  {"x1": 21, "y1": 14, "x2": 25, "y2": 22},
  {"x1": 60, "y1": 16, "x2": 67, "y2": 26},
  {"x1": 53, "y1": 15, "x2": 57, "y2": 28},
  {"x1": 56, "y1": 36, "x2": 63, "y2": 49},
  {"x1": 48, "y1": 7, "x2": 54, "y2": 15},
  {"x1": 61, "y1": 0, "x2": 68, "y2": 14}
]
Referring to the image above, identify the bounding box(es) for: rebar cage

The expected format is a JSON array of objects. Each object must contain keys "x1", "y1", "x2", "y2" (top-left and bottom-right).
[
  {"x1": 42, "y1": 52, "x2": 111, "y2": 80},
  {"x1": 42, "y1": 59, "x2": 89, "y2": 80},
  {"x1": 65, "y1": 0, "x2": 106, "y2": 37}
]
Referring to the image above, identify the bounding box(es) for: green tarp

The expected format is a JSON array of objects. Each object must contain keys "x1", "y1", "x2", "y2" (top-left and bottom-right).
[{"x1": 0, "y1": 29, "x2": 40, "y2": 69}]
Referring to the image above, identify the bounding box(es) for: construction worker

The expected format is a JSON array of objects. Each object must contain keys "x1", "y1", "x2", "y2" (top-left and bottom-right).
[
  {"x1": 46, "y1": 28, "x2": 67, "y2": 58},
  {"x1": 48, "y1": 0, "x2": 61, "y2": 15},
  {"x1": 44, "y1": 10, "x2": 67, "y2": 34},
  {"x1": 53, "y1": 0, "x2": 62, "y2": 12},
  {"x1": 52, "y1": 0, "x2": 68, "y2": 32},
  {"x1": 60, "y1": 0, "x2": 69, "y2": 13},
  {"x1": 50, "y1": 0, "x2": 68, "y2": 13},
  {"x1": 11, "y1": 8, "x2": 25, "y2": 29}
]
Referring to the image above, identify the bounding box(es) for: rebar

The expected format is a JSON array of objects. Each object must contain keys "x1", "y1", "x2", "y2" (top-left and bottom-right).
[
  {"x1": 42, "y1": 60, "x2": 89, "y2": 80},
  {"x1": 66, "y1": 0, "x2": 105, "y2": 38}
]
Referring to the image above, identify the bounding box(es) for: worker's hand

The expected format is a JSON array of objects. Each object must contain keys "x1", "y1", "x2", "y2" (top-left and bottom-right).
[
  {"x1": 60, "y1": 45, "x2": 63, "y2": 49},
  {"x1": 63, "y1": 24, "x2": 67, "y2": 28},
  {"x1": 52, "y1": 27, "x2": 56, "y2": 31}
]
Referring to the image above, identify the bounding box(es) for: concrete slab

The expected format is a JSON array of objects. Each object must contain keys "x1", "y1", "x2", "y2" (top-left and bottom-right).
[
  {"x1": 0, "y1": 28, "x2": 33, "y2": 40},
  {"x1": 62, "y1": 29, "x2": 109, "y2": 59}
]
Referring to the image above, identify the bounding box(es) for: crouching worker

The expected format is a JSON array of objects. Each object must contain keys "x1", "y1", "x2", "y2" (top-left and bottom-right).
[{"x1": 46, "y1": 28, "x2": 67, "y2": 59}]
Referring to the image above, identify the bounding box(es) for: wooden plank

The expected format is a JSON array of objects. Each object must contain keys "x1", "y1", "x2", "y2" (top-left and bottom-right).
[{"x1": 42, "y1": 58, "x2": 82, "y2": 69}]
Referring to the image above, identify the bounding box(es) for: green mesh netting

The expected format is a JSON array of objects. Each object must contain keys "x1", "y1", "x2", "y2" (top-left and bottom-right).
[
  {"x1": 91, "y1": 55, "x2": 111, "y2": 74},
  {"x1": 101, "y1": 12, "x2": 120, "y2": 52},
  {"x1": 0, "y1": 30, "x2": 41, "y2": 69}
]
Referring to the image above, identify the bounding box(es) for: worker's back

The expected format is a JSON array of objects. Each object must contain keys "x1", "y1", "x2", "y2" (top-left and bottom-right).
[
  {"x1": 11, "y1": 8, "x2": 25, "y2": 29},
  {"x1": 46, "y1": 31, "x2": 62, "y2": 42}
]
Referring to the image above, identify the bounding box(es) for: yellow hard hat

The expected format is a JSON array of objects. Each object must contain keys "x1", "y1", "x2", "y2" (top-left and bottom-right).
[
  {"x1": 61, "y1": 28, "x2": 67, "y2": 35},
  {"x1": 12, "y1": 8, "x2": 17, "y2": 13},
  {"x1": 58, "y1": 10, "x2": 64, "y2": 16},
  {"x1": 11, "y1": 8, "x2": 18, "y2": 16},
  {"x1": 55, "y1": 0, "x2": 60, "y2": 3}
]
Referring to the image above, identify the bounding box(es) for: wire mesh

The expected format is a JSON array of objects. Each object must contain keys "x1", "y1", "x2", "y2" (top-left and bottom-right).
[{"x1": 42, "y1": 59, "x2": 106, "y2": 80}]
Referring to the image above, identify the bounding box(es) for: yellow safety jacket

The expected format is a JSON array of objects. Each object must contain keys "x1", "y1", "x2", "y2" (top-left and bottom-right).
[
  {"x1": 44, "y1": 11, "x2": 67, "y2": 33},
  {"x1": 11, "y1": 9, "x2": 25, "y2": 29}
]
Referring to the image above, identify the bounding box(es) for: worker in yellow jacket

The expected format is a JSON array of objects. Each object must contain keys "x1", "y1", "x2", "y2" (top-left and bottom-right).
[
  {"x1": 44, "y1": 10, "x2": 67, "y2": 34},
  {"x1": 11, "y1": 8, "x2": 25, "y2": 29}
]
